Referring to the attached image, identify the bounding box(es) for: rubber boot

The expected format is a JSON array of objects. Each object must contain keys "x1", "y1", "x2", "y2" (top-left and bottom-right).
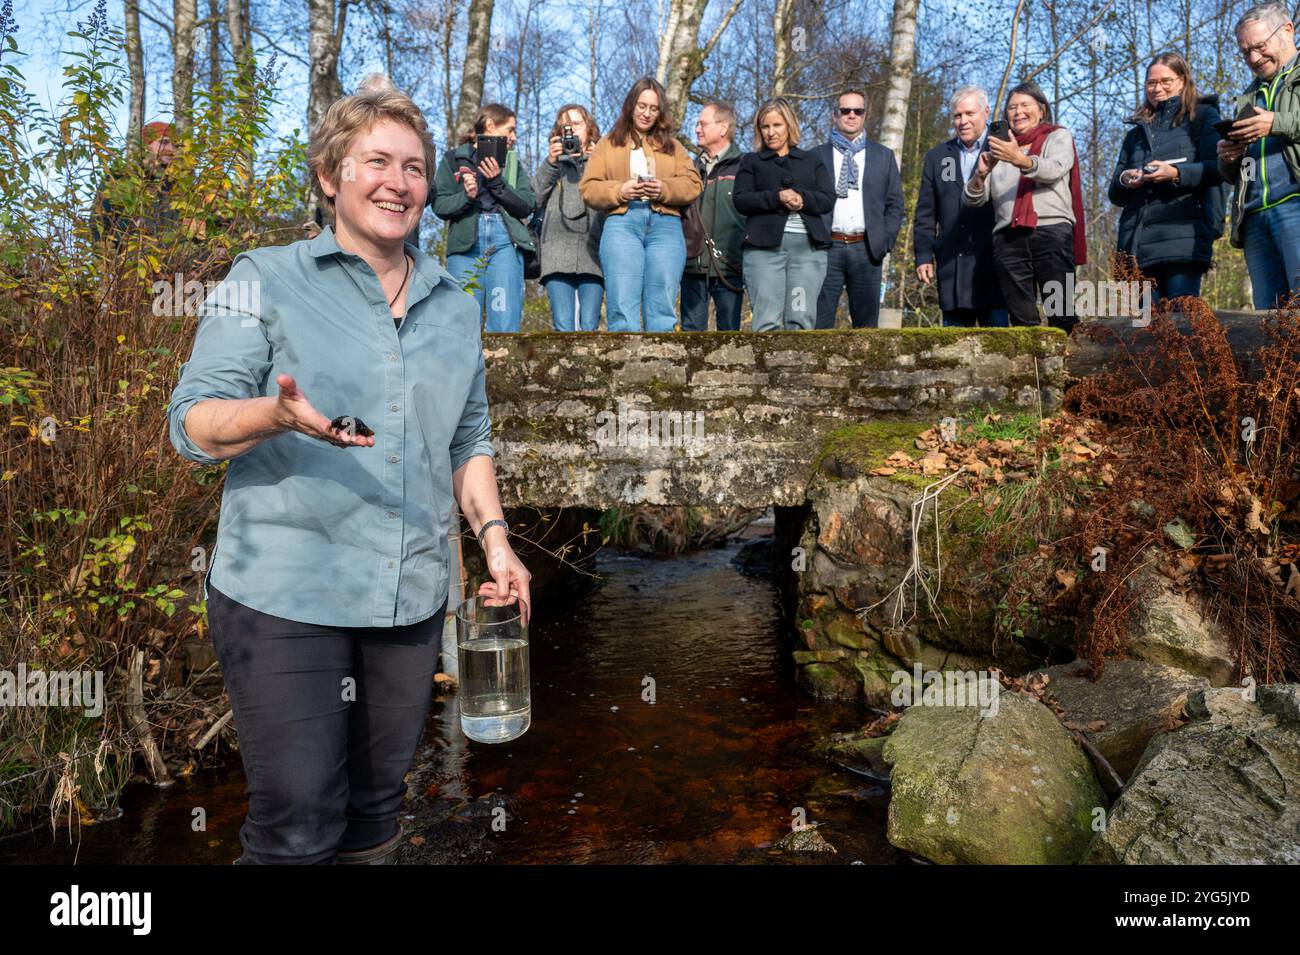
[{"x1": 335, "y1": 823, "x2": 404, "y2": 865}]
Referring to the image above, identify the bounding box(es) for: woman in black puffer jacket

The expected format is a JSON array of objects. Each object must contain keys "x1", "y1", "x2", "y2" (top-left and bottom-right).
[{"x1": 1109, "y1": 51, "x2": 1226, "y2": 302}]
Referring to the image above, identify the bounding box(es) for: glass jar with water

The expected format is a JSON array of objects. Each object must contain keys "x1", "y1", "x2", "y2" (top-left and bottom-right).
[{"x1": 455, "y1": 593, "x2": 530, "y2": 743}]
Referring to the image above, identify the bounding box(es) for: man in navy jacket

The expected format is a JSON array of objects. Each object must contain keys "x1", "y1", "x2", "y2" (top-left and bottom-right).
[
  {"x1": 913, "y1": 85, "x2": 1008, "y2": 326},
  {"x1": 814, "y1": 90, "x2": 904, "y2": 328}
]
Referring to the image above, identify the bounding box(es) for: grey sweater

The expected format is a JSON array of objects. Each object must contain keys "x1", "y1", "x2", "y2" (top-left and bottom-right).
[
  {"x1": 962, "y1": 127, "x2": 1076, "y2": 232},
  {"x1": 531, "y1": 153, "x2": 603, "y2": 280}
]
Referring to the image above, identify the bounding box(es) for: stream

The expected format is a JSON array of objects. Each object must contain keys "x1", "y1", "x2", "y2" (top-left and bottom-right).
[{"x1": 3, "y1": 537, "x2": 902, "y2": 865}]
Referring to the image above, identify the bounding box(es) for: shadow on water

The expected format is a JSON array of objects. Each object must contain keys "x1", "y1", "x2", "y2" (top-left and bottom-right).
[{"x1": 2, "y1": 539, "x2": 903, "y2": 865}]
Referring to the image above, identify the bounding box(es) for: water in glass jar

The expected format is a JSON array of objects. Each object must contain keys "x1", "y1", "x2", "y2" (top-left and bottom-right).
[{"x1": 459, "y1": 634, "x2": 531, "y2": 742}]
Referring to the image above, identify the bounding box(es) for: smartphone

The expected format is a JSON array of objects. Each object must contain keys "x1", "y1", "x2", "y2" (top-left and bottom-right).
[
  {"x1": 987, "y1": 119, "x2": 1012, "y2": 142},
  {"x1": 475, "y1": 134, "x2": 508, "y2": 167},
  {"x1": 1215, "y1": 105, "x2": 1259, "y2": 140},
  {"x1": 636, "y1": 174, "x2": 655, "y2": 182},
  {"x1": 1142, "y1": 157, "x2": 1187, "y2": 173}
]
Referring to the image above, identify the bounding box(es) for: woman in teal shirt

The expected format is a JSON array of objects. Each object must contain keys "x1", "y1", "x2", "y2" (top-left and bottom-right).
[{"x1": 167, "y1": 88, "x2": 532, "y2": 864}]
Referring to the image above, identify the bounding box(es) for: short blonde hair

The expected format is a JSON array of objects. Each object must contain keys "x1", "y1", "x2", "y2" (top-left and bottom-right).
[
  {"x1": 753, "y1": 97, "x2": 801, "y2": 150},
  {"x1": 307, "y1": 88, "x2": 438, "y2": 211}
]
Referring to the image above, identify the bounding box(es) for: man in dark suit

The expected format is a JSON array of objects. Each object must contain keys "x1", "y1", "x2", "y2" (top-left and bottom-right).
[
  {"x1": 814, "y1": 89, "x2": 904, "y2": 328},
  {"x1": 913, "y1": 85, "x2": 1008, "y2": 327}
]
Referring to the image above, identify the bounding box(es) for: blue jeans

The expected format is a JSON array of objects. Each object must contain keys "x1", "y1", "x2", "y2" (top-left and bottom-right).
[
  {"x1": 598, "y1": 200, "x2": 686, "y2": 331},
  {"x1": 544, "y1": 274, "x2": 604, "y2": 331},
  {"x1": 942, "y1": 307, "x2": 1010, "y2": 327},
  {"x1": 1145, "y1": 266, "x2": 1204, "y2": 303},
  {"x1": 445, "y1": 212, "x2": 525, "y2": 332},
  {"x1": 1243, "y1": 199, "x2": 1300, "y2": 309},
  {"x1": 680, "y1": 273, "x2": 744, "y2": 331}
]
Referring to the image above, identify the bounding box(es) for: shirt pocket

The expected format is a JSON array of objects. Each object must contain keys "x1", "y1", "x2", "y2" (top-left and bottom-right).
[{"x1": 404, "y1": 318, "x2": 481, "y2": 409}]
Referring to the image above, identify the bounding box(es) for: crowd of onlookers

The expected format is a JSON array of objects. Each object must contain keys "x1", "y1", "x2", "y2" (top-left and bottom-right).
[
  {"x1": 108, "y1": 1, "x2": 1300, "y2": 333},
  {"x1": 427, "y1": 1, "x2": 1300, "y2": 333},
  {"x1": 438, "y1": 79, "x2": 906, "y2": 333}
]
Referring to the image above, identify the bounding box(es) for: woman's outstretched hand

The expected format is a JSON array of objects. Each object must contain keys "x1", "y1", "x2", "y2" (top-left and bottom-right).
[{"x1": 274, "y1": 373, "x2": 376, "y2": 449}]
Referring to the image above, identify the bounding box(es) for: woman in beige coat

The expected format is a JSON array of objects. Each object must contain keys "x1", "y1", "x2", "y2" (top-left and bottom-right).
[{"x1": 579, "y1": 76, "x2": 702, "y2": 331}]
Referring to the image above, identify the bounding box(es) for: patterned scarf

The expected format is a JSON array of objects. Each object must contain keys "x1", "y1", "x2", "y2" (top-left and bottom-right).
[{"x1": 831, "y1": 128, "x2": 866, "y2": 198}]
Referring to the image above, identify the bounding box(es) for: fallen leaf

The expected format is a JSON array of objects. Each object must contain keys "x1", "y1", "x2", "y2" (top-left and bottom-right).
[
  {"x1": 919, "y1": 451, "x2": 949, "y2": 475},
  {"x1": 1246, "y1": 497, "x2": 1270, "y2": 535},
  {"x1": 1164, "y1": 518, "x2": 1196, "y2": 550}
]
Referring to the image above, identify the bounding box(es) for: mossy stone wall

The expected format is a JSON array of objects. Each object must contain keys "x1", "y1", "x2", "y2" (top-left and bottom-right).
[{"x1": 483, "y1": 329, "x2": 1067, "y2": 508}]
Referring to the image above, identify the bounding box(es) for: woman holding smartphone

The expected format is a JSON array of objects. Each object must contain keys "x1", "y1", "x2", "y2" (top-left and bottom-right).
[
  {"x1": 579, "y1": 77, "x2": 702, "y2": 331},
  {"x1": 533, "y1": 104, "x2": 604, "y2": 331},
  {"x1": 434, "y1": 104, "x2": 537, "y2": 332},
  {"x1": 1109, "y1": 52, "x2": 1224, "y2": 302},
  {"x1": 964, "y1": 81, "x2": 1087, "y2": 333}
]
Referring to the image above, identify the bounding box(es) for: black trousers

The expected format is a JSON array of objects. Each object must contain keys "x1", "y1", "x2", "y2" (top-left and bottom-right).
[
  {"x1": 991, "y1": 222, "x2": 1077, "y2": 333},
  {"x1": 815, "y1": 239, "x2": 882, "y2": 329},
  {"x1": 207, "y1": 582, "x2": 445, "y2": 864}
]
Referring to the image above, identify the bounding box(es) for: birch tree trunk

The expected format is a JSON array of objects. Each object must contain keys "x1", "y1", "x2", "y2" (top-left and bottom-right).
[
  {"x1": 226, "y1": 0, "x2": 250, "y2": 66},
  {"x1": 878, "y1": 0, "x2": 917, "y2": 316},
  {"x1": 227, "y1": 0, "x2": 253, "y2": 180},
  {"x1": 656, "y1": 0, "x2": 744, "y2": 119},
  {"x1": 455, "y1": 0, "x2": 495, "y2": 140},
  {"x1": 588, "y1": 0, "x2": 601, "y2": 112},
  {"x1": 771, "y1": 0, "x2": 796, "y2": 95},
  {"x1": 878, "y1": 0, "x2": 917, "y2": 166},
  {"x1": 307, "y1": 0, "x2": 350, "y2": 132},
  {"x1": 208, "y1": 0, "x2": 221, "y2": 92},
  {"x1": 656, "y1": 0, "x2": 707, "y2": 117},
  {"x1": 172, "y1": 0, "x2": 198, "y2": 131},
  {"x1": 441, "y1": 0, "x2": 460, "y2": 141},
  {"x1": 124, "y1": 0, "x2": 144, "y2": 142}
]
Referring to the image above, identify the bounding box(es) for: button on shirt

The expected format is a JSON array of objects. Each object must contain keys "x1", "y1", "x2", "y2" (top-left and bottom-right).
[
  {"x1": 166, "y1": 226, "x2": 495, "y2": 628},
  {"x1": 830, "y1": 140, "x2": 866, "y2": 234},
  {"x1": 958, "y1": 131, "x2": 988, "y2": 184}
]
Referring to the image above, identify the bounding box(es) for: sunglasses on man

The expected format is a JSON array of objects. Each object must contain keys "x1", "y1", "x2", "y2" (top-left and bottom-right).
[{"x1": 838, "y1": 107, "x2": 866, "y2": 116}]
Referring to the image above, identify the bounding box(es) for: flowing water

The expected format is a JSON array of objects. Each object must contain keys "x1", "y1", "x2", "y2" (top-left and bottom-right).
[{"x1": 2, "y1": 538, "x2": 901, "y2": 865}]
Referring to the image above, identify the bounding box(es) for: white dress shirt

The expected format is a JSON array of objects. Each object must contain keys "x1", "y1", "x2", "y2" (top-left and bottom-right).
[{"x1": 830, "y1": 140, "x2": 866, "y2": 235}]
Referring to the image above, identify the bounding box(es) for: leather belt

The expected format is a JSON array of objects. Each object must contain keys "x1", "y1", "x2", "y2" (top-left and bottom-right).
[{"x1": 831, "y1": 232, "x2": 865, "y2": 244}]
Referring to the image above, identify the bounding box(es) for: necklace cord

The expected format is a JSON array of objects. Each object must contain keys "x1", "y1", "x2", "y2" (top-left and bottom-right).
[{"x1": 388, "y1": 254, "x2": 412, "y2": 309}]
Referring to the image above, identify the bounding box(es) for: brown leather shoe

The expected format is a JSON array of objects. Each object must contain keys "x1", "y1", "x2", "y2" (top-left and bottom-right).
[{"x1": 335, "y1": 824, "x2": 404, "y2": 865}]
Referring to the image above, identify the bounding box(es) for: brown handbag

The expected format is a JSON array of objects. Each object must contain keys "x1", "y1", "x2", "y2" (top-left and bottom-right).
[{"x1": 681, "y1": 200, "x2": 707, "y2": 259}]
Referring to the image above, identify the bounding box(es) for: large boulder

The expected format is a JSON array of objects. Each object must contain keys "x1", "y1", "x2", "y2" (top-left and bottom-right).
[
  {"x1": 1087, "y1": 685, "x2": 1300, "y2": 864},
  {"x1": 882, "y1": 690, "x2": 1105, "y2": 864},
  {"x1": 1026, "y1": 659, "x2": 1208, "y2": 780},
  {"x1": 1124, "y1": 567, "x2": 1237, "y2": 686}
]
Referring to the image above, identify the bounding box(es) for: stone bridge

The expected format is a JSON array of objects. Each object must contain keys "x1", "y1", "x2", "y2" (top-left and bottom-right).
[{"x1": 483, "y1": 328, "x2": 1069, "y2": 509}]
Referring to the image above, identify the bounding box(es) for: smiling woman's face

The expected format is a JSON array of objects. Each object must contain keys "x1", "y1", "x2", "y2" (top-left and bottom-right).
[
  {"x1": 321, "y1": 118, "x2": 428, "y2": 251},
  {"x1": 1006, "y1": 93, "x2": 1043, "y2": 134}
]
